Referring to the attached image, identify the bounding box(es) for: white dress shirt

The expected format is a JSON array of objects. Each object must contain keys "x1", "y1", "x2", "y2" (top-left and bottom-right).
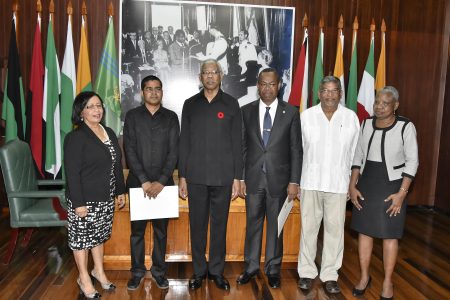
[
  {"x1": 259, "y1": 98, "x2": 278, "y2": 137},
  {"x1": 300, "y1": 104, "x2": 360, "y2": 193}
]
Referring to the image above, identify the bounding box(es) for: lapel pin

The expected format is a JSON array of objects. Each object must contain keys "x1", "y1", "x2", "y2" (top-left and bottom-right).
[{"x1": 283, "y1": 110, "x2": 285, "y2": 114}]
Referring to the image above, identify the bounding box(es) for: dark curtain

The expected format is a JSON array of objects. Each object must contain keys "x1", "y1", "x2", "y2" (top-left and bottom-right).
[
  {"x1": 267, "y1": 8, "x2": 293, "y2": 74},
  {"x1": 183, "y1": 4, "x2": 198, "y2": 32}
]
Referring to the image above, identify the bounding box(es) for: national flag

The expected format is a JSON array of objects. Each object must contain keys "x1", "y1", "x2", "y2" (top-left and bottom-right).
[
  {"x1": 333, "y1": 29, "x2": 346, "y2": 105},
  {"x1": 375, "y1": 20, "x2": 386, "y2": 91},
  {"x1": 43, "y1": 16, "x2": 62, "y2": 177},
  {"x1": 357, "y1": 31, "x2": 375, "y2": 122},
  {"x1": 77, "y1": 15, "x2": 92, "y2": 93},
  {"x1": 311, "y1": 28, "x2": 324, "y2": 106},
  {"x1": 95, "y1": 16, "x2": 122, "y2": 135},
  {"x1": 288, "y1": 28, "x2": 309, "y2": 112},
  {"x1": 28, "y1": 14, "x2": 44, "y2": 177},
  {"x1": 61, "y1": 15, "x2": 76, "y2": 149},
  {"x1": 347, "y1": 29, "x2": 358, "y2": 112},
  {"x1": 2, "y1": 15, "x2": 26, "y2": 143}
]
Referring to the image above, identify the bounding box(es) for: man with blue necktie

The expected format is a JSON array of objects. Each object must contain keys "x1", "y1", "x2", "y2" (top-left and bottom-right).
[{"x1": 237, "y1": 68, "x2": 302, "y2": 288}]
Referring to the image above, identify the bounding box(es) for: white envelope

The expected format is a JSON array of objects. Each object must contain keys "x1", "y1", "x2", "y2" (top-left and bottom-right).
[
  {"x1": 129, "y1": 186, "x2": 179, "y2": 221},
  {"x1": 277, "y1": 197, "x2": 294, "y2": 237}
]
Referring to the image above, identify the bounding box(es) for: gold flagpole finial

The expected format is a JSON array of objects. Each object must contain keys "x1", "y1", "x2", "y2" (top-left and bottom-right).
[
  {"x1": 338, "y1": 14, "x2": 344, "y2": 30},
  {"x1": 108, "y1": 2, "x2": 114, "y2": 17},
  {"x1": 353, "y1": 16, "x2": 359, "y2": 31},
  {"x1": 370, "y1": 18, "x2": 376, "y2": 32},
  {"x1": 302, "y1": 13, "x2": 308, "y2": 28}
]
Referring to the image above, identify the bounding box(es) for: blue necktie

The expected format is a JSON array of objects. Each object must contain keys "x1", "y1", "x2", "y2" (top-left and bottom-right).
[
  {"x1": 263, "y1": 107, "x2": 272, "y2": 147},
  {"x1": 262, "y1": 107, "x2": 271, "y2": 173}
]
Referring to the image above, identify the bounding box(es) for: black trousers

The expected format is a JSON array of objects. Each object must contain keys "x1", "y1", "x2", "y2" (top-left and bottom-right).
[
  {"x1": 130, "y1": 218, "x2": 169, "y2": 277},
  {"x1": 187, "y1": 183, "x2": 232, "y2": 276},
  {"x1": 244, "y1": 174, "x2": 286, "y2": 275}
]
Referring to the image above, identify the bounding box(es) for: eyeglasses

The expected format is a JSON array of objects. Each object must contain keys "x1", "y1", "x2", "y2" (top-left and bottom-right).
[
  {"x1": 143, "y1": 87, "x2": 162, "y2": 93},
  {"x1": 319, "y1": 88, "x2": 341, "y2": 95},
  {"x1": 258, "y1": 82, "x2": 278, "y2": 89},
  {"x1": 201, "y1": 70, "x2": 220, "y2": 76},
  {"x1": 85, "y1": 104, "x2": 103, "y2": 110}
]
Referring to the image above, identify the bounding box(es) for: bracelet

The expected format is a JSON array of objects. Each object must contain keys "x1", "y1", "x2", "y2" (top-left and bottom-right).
[{"x1": 399, "y1": 187, "x2": 409, "y2": 194}]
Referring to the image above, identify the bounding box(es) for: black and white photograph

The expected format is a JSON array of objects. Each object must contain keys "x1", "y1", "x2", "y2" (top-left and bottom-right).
[{"x1": 120, "y1": 0, "x2": 295, "y2": 119}]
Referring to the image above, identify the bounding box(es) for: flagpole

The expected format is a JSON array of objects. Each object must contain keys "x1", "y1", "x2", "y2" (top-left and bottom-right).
[
  {"x1": 334, "y1": 14, "x2": 346, "y2": 104},
  {"x1": 347, "y1": 16, "x2": 359, "y2": 112},
  {"x1": 300, "y1": 13, "x2": 309, "y2": 111},
  {"x1": 375, "y1": 19, "x2": 387, "y2": 91}
]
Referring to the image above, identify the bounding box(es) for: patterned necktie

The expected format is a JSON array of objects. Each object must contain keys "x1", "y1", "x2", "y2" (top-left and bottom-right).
[
  {"x1": 262, "y1": 107, "x2": 272, "y2": 173},
  {"x1": 263, "y1": 107, "x2": 272, "y2": 147}
]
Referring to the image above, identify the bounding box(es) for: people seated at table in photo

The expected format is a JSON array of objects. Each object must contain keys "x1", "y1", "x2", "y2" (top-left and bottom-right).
[
  {"x1": 349, "y1": 86, "x2": 419, "y2": 300},
  {"x1": 64, "y1": 91, "x2": 126, "y2": 299}
]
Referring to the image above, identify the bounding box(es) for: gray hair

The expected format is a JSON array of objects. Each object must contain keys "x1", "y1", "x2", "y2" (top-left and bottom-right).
[
  {"x1": 320, "y1": 76, "x2": 342, "y2": 90},
  {"x1": 377, "y1": 86, "x2": 399, "y2": 102},
  {"x1": 200, "y1": 59, "x2": 223, "y2": 74}
]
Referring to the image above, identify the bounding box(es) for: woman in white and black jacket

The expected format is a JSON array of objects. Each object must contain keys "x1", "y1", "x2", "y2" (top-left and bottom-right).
[{"x1": 349, "y1": 86, "x2": 419, "y2": 300}]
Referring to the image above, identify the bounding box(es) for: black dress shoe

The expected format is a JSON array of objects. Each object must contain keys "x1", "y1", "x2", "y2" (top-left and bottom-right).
[
  {"x1": 236, "y1": 271, "x2": 258, "y2": 285},
  {"x1": 380, "y1": 295, "x2": 393, "y2": 300},
  {"x1": 151, "y1": 275, "x2": 169, "y2": 289},
  {"x1": 189, "y1": 274, "x2": 206, "y2": 290},
  {"x1": 324, "y1": 280, "x2": 341, "y2": 294},
  {"x1": 352, "y1": 276, "x2": 372, "y2": 296},
  {"x1": 208, "y1": 273, "x2": 230, "y2": 290},
  {"x1": 267, "y1": 275, "x2": 281, "y2": 288},
  {"x1": 127, "y1": 276, "x2": 143, "y2": 290},
  {"x1": 298, "y1": 277, "x2": 313, "y2": 290}
]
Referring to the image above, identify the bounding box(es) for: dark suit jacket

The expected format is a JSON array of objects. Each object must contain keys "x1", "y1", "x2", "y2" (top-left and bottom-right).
[
  {"x1": 64, "y1": 123, "x2": 126, "y2": 208},
  {"x1": 242, "y1": 99, "x2": 302, "y2": 197}
]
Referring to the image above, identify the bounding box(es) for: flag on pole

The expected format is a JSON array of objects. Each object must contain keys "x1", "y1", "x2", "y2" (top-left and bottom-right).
[
  {"x1": 95, "y1": 16, "x2": 122, "y2": 135},
  {"x1": 347, "y1": 27, "x2": 358, "y2": 112},
  {"x1": 77, "y1": 15, "x2": 92, "y2": 93},
  {"x1": 375, "y1": 20, "x2": 386, "y2": 91},
  {"x1": 357, "y1": 31, "x2": 375, "y2": 122},
  {"x1": 43, "y1": 16, "x2": 62, "y2": 177},
  {"x1": 61, "y1": 15, "x2": 76, "y2": 147},
  {"x1": 2, "y1": 14, "x2": 26, "y2": 143},
  {"x1": 288, "y1": 28, "x2": 309, "y2": 112},
  {"x1": 312, "y1": 27, "x2": 324, "y2": 106},
  {"x1": 333, "y1": 29, "x2": 345, "y2": 105},
  {"x1": 28, "y1": 14, "x2": 45, "y2": 177}
]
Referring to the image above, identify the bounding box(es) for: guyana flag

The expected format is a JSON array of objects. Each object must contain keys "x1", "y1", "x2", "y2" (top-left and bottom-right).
[{"x1": 95, "y1": 16, "x2": 122, "y2": 135}]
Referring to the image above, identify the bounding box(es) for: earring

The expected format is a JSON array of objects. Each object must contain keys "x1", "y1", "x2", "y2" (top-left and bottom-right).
[{"x1": 81, "y1": 117, "x2": 84, "y2": 121}]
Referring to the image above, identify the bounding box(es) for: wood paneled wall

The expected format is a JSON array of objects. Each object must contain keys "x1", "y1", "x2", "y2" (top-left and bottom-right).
[{"x1": 1, "y1": 0, "x2": 449, "y2": 207}]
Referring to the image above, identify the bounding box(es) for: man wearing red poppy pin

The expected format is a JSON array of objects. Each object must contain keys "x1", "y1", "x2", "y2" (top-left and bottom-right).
[
  {"x1": 179, "y1": 59, "x2": 243, "y2": 291},
  {"x1": 237, "y1": 68, "x2": 302, "y2": 289}
]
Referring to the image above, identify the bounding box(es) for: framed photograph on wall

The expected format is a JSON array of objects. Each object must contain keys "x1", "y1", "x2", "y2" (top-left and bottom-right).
[{"x1": 120, "y1": 0, "x2": 295, "y2": 121}]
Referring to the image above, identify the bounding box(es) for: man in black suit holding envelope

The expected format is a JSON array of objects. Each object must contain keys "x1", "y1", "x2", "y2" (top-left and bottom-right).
[{"x1": 237, "y1": 68, "x2": 302, "y2": 288}]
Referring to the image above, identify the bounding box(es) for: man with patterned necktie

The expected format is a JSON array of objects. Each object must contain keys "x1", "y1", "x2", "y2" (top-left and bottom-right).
[{"x1": 237, "y1": 68, "x2": 302, "y2": 289}]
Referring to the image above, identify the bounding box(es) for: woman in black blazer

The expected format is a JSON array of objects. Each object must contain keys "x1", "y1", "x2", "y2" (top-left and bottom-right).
[{"x1": 64, "y1": 91, "x2": 126, "y2": 299}]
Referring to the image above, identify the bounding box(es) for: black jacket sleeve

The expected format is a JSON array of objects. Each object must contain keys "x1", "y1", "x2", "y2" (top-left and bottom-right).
[{"x1": 158, "y1": 113, "x2": 180, "y2": 185}]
